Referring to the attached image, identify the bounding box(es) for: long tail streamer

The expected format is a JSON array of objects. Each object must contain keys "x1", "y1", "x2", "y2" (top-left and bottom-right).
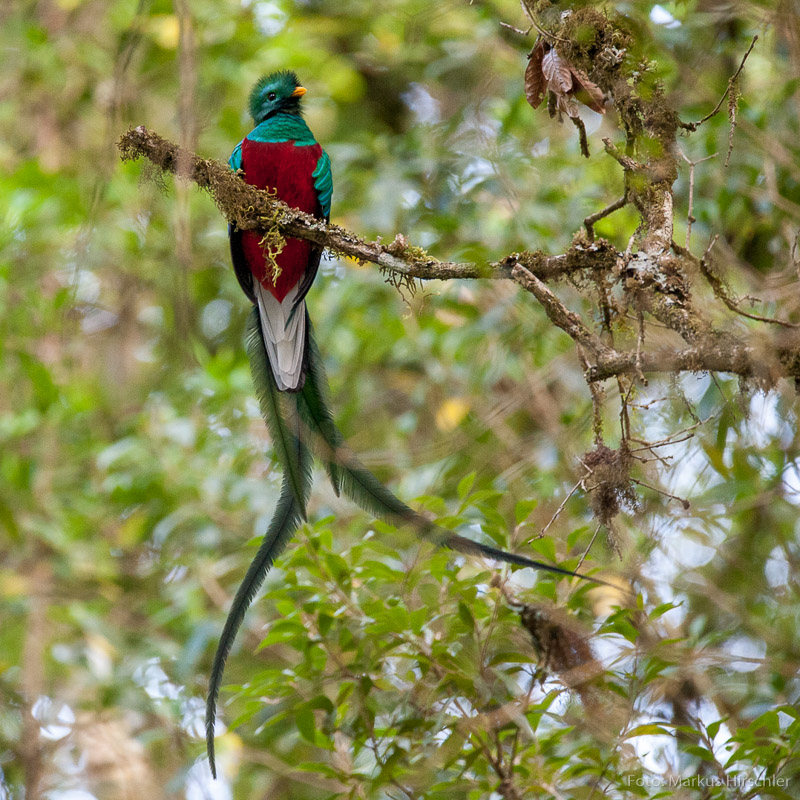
[
  {"x1": 206, "y1": 309, "x2": 312, "y2": 778},
  {"x1": 207, "y1": 314, "x2": 612, "y2": 777}
]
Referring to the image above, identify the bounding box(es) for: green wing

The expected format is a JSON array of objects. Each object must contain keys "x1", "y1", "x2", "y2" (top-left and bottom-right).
[
  {"x1": 312, "y1": 149, "x2": 333, "y2": 220},
  {"x1": 229, "y1": 140, "x2": 243, "y2": 171}
]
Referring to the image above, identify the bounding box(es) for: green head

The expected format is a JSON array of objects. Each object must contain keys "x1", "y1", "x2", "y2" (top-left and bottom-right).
[{"x1": 248, "y1": 70, "x2": 306, "y2": 123}]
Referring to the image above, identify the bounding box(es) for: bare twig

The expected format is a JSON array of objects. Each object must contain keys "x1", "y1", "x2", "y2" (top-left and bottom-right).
[
  {"x1": 631, "y1": 478, "x2": 690, "y2": 509},
  {"x1": 541, "y1": 479, "x2": 585, "y2": 536},
  {"x1": 701, "y1": 257, "x2": 800, "y2": 329},
  {"x1": 602, "y1": 138, "x2": 642, "y2": 173},
  {"x1": 571, "y1": 115, "x2": 590, "y2": 158},
  {"x1": 680, "y1": 36, "x2": 758, "y2": 131},
  {"x1": 634, "y1": 309, "x2": 647, "y2": 384},
  {"x1": 628, "y1": 416, "x2": 710, "y2": 460},
  {"x1": 584, "y1": 193, "x2": 628, "y2": 240},
  {"x1": 500, "y1": 21, "x2": 532, "y2": 36},
  {"x1": 677, "y1": 149, "x2": 717, "y2": 248},
  {"x1": 581, "y1": 348, "x2": 607, "y2": 444},
  {"x1": 673, "y1": 238, "x2": 800, "y2": 328},
  {"x1": 724, "y1": 75, "x2": 740, "y2": 167},
  {"x1": 585, "y1": 342, "x2": 799, "y2": 383},
  {"x1": 518, "y1": 0, "x2": 571, "y2": 44},
  {"x1": 629, "y1": 433, "x2": 694, "y2": 451},
  {"x1": 575, "y1": 524, "x2": 602, "y2": 573}
]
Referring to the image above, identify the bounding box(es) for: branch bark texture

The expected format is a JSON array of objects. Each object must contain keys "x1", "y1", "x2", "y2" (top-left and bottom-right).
[{"x1": 118, "y1": 126, "x2": 594, "y2": 284}]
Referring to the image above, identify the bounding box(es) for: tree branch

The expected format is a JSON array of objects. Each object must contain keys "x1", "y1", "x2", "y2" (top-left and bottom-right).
[
  {"x1": 586, "y1": 341, "x2": 800, "y2": 383},
  {"x1": 511, "y1": 265, "x2": 614, "y2": 358},
  {"x1": 117, "y1": 126, "x2": 610, "y2": 284},
  {"x1": 117, "y1": 126, "x2": 800, "y2": 386},
  {"x1": 584, "y1": 193, "x2": 628, "y2": 240}
]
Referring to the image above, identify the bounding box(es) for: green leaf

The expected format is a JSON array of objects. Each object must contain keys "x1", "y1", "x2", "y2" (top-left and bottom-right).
[
  {"x1": 625, "y1": 724, "x2": 672, "y2": 738},
  {"x1": 683, "y1": 744, "x2": 714, "y2": 762},
  {"x1": 0, "y1": 496, "x2": 20, "y2": 542},
  {"x1": 514, "y1": 498, "x2": 537, "y2": 524},
  {"x1": 318, "y1": 612, "x2": 334, "y2": 637},
  {"x1": 457, "y1": 600, "x2": 475, "y2": 631},
  {"x1": 649, "y1": 602, "x2": 679, "y2": 620},
  {"x1": 567, "y1": 525, "x2": 589, "y2": 550},
  {"x1": 295, "y1": 705, "x2": 316, "y2": 744},
  {"x1": 457, "y1": 471, "x2": 476, "y2": 500},
  {"x1": 528, "y1": 537, "x2": 557, "y2": 564}
]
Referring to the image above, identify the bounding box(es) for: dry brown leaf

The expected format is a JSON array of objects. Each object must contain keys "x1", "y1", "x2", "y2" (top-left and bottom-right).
[
  {"x1": 572, "y1": 69, "x2": 606, "y2": 114},
  {"x1": 524, "y1": 39, "x2": 547, "y2": 109},
  {"x1": 526, "y1": 41, "x2": 606, "y2": 119},
  {"x1": 542, "y1": 48, "x2": 574, "y2": 96}
]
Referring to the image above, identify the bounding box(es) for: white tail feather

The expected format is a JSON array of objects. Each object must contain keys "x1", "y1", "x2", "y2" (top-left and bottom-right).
[{"x1": 255, "y1": 283, "x2": 306, "y2": 391}]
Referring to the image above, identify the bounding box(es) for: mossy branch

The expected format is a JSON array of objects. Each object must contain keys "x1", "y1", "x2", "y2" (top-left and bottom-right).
[
  {"x1": 117, "y1": 126, "x2": 800, "y2": 385},
  {"x1": 117, "y1": 125, "x2": 597, "y2": 284}
]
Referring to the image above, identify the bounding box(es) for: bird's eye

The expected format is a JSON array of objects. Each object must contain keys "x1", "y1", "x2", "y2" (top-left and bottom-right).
[{"x1": 267, "y1": 92, "x2": 276, "y2": 101}]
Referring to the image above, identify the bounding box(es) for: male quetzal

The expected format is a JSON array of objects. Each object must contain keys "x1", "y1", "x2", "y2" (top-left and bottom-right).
[{"x1": 206, "y1": 70, "x2": 605, "y2": 777}]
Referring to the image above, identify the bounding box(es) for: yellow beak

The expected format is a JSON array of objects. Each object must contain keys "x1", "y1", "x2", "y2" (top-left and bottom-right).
[{"x1": 291, "y1": 86, "x2": 307, "y2": 98}]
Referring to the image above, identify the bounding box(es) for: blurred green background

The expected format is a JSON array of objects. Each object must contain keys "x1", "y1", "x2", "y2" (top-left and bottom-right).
[{"x1": 2, "y1": 0, "x2": 800, "y2": 797}]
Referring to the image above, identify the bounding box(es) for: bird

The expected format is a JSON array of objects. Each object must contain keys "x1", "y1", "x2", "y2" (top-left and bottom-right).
[{"x1": 206, "y1": 70, "x2": 610, "y2": 778}]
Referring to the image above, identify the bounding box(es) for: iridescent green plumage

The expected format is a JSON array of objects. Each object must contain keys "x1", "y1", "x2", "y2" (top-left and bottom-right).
[{"x1": 248, "y1": 69, "x2": 304, "y2": 122}]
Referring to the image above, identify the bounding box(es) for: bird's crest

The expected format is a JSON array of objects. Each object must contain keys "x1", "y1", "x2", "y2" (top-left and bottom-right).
[{"x1": 249, "y1": 70, "x2": 304, "y2": 122}]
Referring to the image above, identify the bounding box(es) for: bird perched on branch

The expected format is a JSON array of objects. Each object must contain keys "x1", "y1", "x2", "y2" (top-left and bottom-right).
[{"x1": 206, "y1": 69, "x2": 606, "y2": 778}]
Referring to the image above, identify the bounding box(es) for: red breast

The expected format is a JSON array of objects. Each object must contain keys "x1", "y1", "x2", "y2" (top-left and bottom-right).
[{"x1": 240, "y1": 138, "x2": 323, "y2": 302}]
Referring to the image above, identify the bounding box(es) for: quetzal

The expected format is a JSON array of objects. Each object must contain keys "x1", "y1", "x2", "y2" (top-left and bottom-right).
[{"x1": 206, "y1": 70, "x2": 606, "y2": 777}]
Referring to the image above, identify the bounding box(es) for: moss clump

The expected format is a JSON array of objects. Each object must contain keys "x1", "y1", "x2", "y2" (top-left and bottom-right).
[
  {"x1": 582, "y1": 444, "x2": 638, "y2": 526},
  {"x1": 404, "y1": 244, "x2": 435, "y2": 262},
  {"x1": 520, "y1": 603, "x2": 595, "y2": 680},
  {"x1": 557, "y1": 7, "x2": 632, "y2": 86},
  {"x1": 567, "y1": 235, "x2": 618, "y2": 271},
  {"x1": 510, "y1": 250, "x2": 547, "y2": 271},
  {"x1": 255, "y1": 187, "x2": 286, "y2": 284},
  {"x1": 553, "y1": 7, "x2": 679, "y2": 167},
  {"x1": 385, "y1": 233, "x2": 438, "y2": 265}
]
